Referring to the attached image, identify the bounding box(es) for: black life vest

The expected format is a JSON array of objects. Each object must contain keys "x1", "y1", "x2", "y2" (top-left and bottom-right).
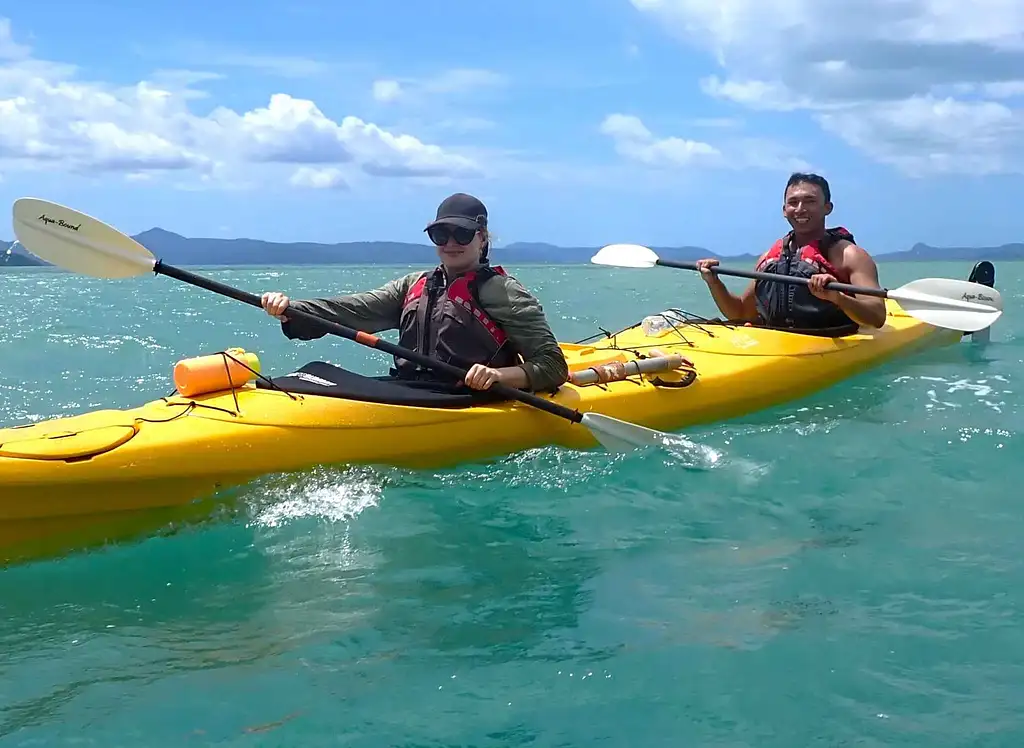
[
  {"x1": 394, "y1": 264, "x2": 520, "y2": 379},
  {"x1": 753, "y1": 227, "x2": 858, "y2": 332}
]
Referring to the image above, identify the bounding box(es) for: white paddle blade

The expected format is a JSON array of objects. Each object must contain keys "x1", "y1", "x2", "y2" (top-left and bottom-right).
[
  {"x1": 590, "y1": 243, "x2": 660, "y2": 269},
  {"x1": 889, "y1": 278, "x2": 1003, "y2": 333},
  {"x1": 12, "y1": 198, "x2": 156, "y2": 279},
  {"x1": 581, "y1": 411, "x2": 669, "y2": 452},
  {"x1": 898, "y1": 277, "x2": 1003, "y2": 311}
]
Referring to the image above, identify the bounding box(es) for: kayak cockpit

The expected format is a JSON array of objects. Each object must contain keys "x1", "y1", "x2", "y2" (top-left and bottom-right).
[{"x1": 255, "y1": 361, "x2": 510, "y2": 408}]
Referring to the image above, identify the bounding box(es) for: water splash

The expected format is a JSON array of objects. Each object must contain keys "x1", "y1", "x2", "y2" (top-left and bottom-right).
[
  {"x1": 249, "y1": 466, "x2": 386, "y2": 528},
  {"x1": 655, "y1": 432, "x2": 723, "y2": 469}
]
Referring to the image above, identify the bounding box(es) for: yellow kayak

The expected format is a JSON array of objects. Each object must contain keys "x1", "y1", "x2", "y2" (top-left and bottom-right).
[{"x1": 0, "y1": 298, "x2": 963, "y2": 560}]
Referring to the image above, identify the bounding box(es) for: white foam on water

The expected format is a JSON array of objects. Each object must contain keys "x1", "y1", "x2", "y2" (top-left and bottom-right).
[
  {"x1": 655, "y1": 432, "x2": 724, "y2": 470},
  {"x1": 949, "y1": 426, "x2": 1013, "y2": 448},
  {"x1": 251, "y1": 466, "x2": 385, "y2": 528},
  {"x1": 894, "y1": 373, "x2": 1011, "y2": 414}
]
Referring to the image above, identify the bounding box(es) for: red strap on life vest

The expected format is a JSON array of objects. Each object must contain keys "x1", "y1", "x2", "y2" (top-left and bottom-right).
[
  {"x1": 401, "y1": 266, "x2": 509, "y2": 345},
  {"x1": 447, "y1": 268, "x2": 508, "y2": 344},
  {"x1": 755, "y1": 228, "x2": 852, "y2": 282}
]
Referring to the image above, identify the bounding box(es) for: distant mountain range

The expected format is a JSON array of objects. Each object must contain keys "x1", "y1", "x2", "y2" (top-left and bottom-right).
[{"x1": 3, "y1": 227, "x2": 1023, "y2": 268}]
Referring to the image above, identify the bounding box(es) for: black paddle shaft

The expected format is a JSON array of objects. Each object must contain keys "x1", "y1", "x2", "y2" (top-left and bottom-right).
[
  {"x1": 153, "y1": 261, "x2": 584, "y2": 424},
  {"x1": 657, "y1": 258, "x2": 890, "y2": 299}
]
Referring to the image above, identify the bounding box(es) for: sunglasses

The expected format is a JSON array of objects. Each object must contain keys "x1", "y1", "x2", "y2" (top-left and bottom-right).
[{"x1": 427, "y1": 225, "x2": 478, "y2": 246}]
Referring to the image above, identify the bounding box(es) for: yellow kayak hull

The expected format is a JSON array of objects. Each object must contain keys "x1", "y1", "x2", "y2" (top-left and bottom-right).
[{"x1": 0, "y1": 299, "x2": 963, "y2": 562}]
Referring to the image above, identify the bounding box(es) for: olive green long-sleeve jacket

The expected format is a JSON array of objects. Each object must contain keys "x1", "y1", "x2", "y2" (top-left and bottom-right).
[{"x1": 279, "y1": 269, "x2": 569, "y2": 393}]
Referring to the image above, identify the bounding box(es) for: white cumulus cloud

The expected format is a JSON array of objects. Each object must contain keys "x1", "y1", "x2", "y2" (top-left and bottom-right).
[
  {"x1": 599, "y1": 113, "x2": 808, "y2": 172},
  {"x1": 0, "y1": 19, "x2": 482, "y2": 188},
  {"x1": 600, "y1": 113, "x2": 720, "y2": 166},
  {"x1": 630, "y1": 0, "x2": 1024, "y2": 175},
  {"x1": 372, "y1": 79, "x2": 402, "y2": 102},
  {"x1": 289, "y1": 166, "x2": 349, "y2": 190}
]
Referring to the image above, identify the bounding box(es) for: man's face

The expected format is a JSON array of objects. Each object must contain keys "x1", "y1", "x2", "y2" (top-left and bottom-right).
[{"x1": 783, "y1": 182, "x2": 831, "y2": 231}]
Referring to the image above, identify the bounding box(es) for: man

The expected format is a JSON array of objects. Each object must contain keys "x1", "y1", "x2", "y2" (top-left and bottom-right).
[{"x1": 695, "y1": 173, "x2": 887, "y2": 332}]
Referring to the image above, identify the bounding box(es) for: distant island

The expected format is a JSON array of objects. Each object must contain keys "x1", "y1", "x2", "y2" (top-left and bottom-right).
[{"x1": 3, "y1": 227, "x2": 1023, "y2": 268}]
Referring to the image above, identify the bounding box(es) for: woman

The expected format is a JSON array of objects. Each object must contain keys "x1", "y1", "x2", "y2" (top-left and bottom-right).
[{"x1": 260, "y1": 192, "x2": 569, "y2": 393}]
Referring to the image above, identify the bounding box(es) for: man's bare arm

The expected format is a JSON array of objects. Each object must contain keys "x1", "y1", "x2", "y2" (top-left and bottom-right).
[
  {"x1": 705, "y1": 276, "x2": 758, "y2": 320},
  {"x1": 833, "y1": 244, "x2": 887, "y2": 328}
]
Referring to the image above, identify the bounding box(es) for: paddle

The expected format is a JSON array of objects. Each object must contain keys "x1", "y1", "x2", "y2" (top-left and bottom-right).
[
  {"x1": 590, "y1": 243, "x2": 1003, "y2": 333},
  {"x1": 10, "y1": 198, "x2": 677, "y2": 453}
]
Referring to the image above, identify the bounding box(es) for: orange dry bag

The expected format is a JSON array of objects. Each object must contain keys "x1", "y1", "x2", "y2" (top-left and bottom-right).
[{"x1": 173, "y1": 348, "x2": 261, "y2": 397}]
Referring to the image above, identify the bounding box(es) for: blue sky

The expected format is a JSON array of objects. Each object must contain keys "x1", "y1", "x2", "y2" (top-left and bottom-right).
[{"x1": 1, "y1": 0, "x2": 1022, "y2": 255}]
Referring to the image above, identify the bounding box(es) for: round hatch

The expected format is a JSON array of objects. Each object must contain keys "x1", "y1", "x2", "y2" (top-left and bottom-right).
[{"x1": 0, "y1": 424, "x2": 138, "y2": 461}]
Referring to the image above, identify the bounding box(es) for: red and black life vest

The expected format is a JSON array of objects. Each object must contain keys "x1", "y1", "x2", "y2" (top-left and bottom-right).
[
  {"x1": 394, "y1": 264, "x2": 520, "y2": 379},
  {"x1": 753, "y1": 227, "x2": 857, "y2": 331}
]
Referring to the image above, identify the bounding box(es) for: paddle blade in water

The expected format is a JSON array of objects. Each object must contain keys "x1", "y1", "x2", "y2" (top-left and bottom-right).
[
  {"x1": 12, "y1": 198, "x2": 157, "y2": 279},
  {"x1": 590, "y1": 243, "x2": 660, "y2": 269},
  {"x1": 888, "y1": 277, "x2": 1003, "y2": 333},
  {"x1": 580, "y1": 411, "x2": 670, "y2": 451}
]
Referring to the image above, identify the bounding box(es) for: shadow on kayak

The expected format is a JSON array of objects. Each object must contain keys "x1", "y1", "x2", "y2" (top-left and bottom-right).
[{"x1": 0, "y1": 493, "x2": 251, "y2": 569}]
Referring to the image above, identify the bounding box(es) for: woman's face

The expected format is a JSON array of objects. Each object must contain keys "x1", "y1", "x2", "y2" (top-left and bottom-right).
[{"x1": 427, "y1": 224, "x2": 483, "y2": 274}]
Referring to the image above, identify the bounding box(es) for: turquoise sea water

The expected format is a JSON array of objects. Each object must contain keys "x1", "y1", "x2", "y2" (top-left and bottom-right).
[{"x1": 0, "y1": 261, "x2": 1021, "y2": 746}]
